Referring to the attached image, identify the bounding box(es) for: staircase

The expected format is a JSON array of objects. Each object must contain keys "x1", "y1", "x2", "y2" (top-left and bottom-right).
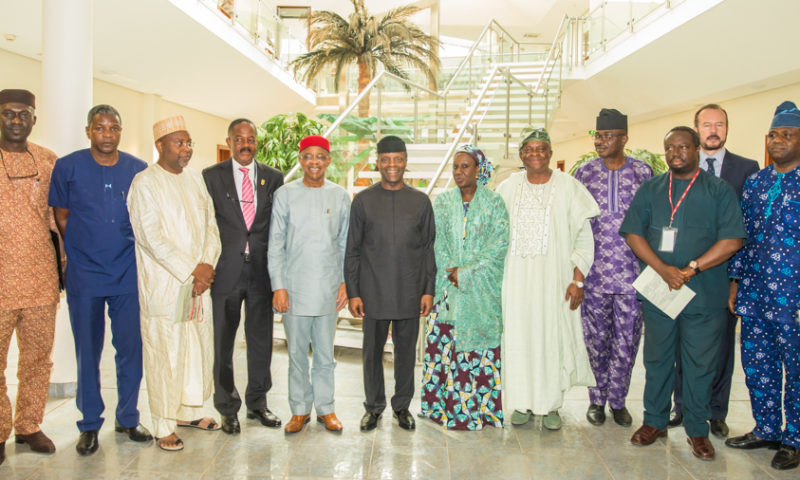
[{"x1": 286, "y1": 17, "x2": 572, "y2": 197}]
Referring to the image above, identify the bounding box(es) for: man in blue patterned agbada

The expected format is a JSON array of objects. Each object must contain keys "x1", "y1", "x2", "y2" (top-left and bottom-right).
[{"x1": 726, "y1": 101, "x2": 800, "y2": 471}]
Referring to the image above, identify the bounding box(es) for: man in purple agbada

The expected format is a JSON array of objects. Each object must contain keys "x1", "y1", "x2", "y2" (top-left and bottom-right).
[{"x1": 574, "y1": 108, "x2": 652, "y2": 427}]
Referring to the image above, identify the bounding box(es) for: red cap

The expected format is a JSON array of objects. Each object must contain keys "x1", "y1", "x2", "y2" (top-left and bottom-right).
[{"x1": 299, "y1": 135, "x2": 330, "y2": 152}]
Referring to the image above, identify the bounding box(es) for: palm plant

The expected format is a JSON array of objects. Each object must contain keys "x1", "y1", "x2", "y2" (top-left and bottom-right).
[{"x1": 290, "y1": 0, "x2": 440, "y2": 118}]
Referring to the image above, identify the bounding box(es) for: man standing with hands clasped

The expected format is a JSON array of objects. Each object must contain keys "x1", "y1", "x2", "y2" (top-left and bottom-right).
[
  {"x1": 345, "y1": 135, "x2": 436, "y2": 432},
  {"x1": 620, "y1": 126, "x2": 745, "y2": 461}
]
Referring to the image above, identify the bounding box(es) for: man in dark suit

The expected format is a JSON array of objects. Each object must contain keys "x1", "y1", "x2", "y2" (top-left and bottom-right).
[
  {"x1": 202, "y1": 118, "x2": 283, "y2": 434},
  {"x1": 669, "y1": 104, "x2": 760, "y2": 437}
]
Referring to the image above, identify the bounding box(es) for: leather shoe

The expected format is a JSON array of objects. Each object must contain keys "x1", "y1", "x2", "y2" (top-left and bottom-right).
[
  {"x1": 247, "y1": 408, "x2": 281, "y2": 428},
  {"x1": 15, "y1": 430, "x2": 56, "y2": 453},
  {"x1": 317, "y1": 413, "x2": 343, "y2": 432},
  {"x1": 611, "y1": 407, "x2": 632, "y2": 427},
  {"x1": 668, "y1": 411, "x2": 683, "y2": 428},
  {"x1": 771, "y1": 445, "x2": 800, "y2": 470},
  {"x1": 360, "y1": 411, "x2": 381, "y2": 432},
  {"x1": 76, "y1": 430, "x2": 99, "y2": 456},
  {"x1": 284, "y1": 414, "x2": 310, "y2": 434},
  {"x1": 586, "y1": 404, "x2": 605, "y2": 426},
  {"x1": 709, "y1": 419, "x2": 729, "y2": 438},
  {"x1": 221, "y1": 413, "x2": 241, "y2": 434},
  {"x1": 630, "y1": 424, "x2": 667, "y2": 446},
  {"x1": 393, "y1": 409, "x2": 415, "y2": 430},
  {"x1": 687, "y1": 436, "x2": 715, "y2": 460},
  {"x1": 114, "y1": 421, "x2": 153, "y2": 442},
  {"x1": 725, "y1": 431, "x2": 781, "y2": 450}
]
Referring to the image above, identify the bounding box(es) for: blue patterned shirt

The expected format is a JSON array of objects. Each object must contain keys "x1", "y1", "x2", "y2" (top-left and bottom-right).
[{"x1": 729, "y1": 165, "x2": 800, "y2": 324}]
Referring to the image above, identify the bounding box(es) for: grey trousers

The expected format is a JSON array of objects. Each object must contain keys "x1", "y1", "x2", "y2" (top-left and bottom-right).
[{"x1": 283, "y1": 312, "x2": 338, "y2": 416}]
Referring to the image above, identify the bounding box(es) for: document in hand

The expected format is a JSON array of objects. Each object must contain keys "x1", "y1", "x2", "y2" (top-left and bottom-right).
[
  {"x1": 175, "y1": 281, "x2": 203, "y2": 323},
  {"x1": 631, "y1": 266, "x2": 696, "y2": 320}
]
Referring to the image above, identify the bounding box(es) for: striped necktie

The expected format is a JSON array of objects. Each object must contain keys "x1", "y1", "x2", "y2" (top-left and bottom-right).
[{"x1": 240, "y1": 167, "x2": 255, "y2": 230}]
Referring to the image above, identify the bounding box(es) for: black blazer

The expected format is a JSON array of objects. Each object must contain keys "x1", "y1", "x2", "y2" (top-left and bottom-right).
[
  {"x1": 719, "y1": 150, "x2": 760, "y2": 199},
  {"x1": 202, "y1": 159, "x2": 283, "y2": 296}
]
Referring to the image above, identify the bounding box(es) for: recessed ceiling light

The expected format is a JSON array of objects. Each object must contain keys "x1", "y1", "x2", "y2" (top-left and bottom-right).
[{"x1": 4, "y1": 34, "x2": 16, "y2": 42}]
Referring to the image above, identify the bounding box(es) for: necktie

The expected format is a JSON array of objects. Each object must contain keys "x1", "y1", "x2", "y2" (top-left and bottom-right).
[
  {"x1": 706, "y1": 157, "x2": 716, "y2": 176},
  {"x1": 240, "y1": 167, "x2": 255, "y2": 230}
]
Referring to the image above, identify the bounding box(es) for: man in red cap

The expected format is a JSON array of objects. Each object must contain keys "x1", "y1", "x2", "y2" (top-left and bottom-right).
[
  {"x1": 268, "y1": 134, "x2": 350, "y2": 433},
  {"x1": 0, "y1": 88, "x2": 60, "y2": 463},
  {"x1": 202, "y1": 119, "x2": 284, "y2": 434}
]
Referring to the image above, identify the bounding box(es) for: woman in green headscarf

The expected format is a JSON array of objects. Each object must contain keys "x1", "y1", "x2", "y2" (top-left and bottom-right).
[{"x1": 419, "y1": 144, "x2": 509, "y2": 430}]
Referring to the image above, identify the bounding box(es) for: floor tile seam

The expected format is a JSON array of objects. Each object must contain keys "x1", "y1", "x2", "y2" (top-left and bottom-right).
[
  {"x1": 574, "y1": 422, "x2": 615, "y2": 479},
  {"x1": 510, "y1": 425, "x2": 535, "y2": 479},
  {"x1": 743, "y1": 449, "x2": 779, "y2": 479},
  {"x1": 282, "y1": 427, "x2": 310, "y2": 478},
  {"x1": 666, "y1": 441, "x2": 700, "y2": 480},
  {"x1": 199, "y1": 431, "x2": 234, "y2": 478}
]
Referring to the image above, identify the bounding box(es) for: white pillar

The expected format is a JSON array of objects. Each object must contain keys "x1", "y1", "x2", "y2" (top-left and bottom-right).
[{"x1": 39, "y1": 0, "x2": 94, "y2": 395}]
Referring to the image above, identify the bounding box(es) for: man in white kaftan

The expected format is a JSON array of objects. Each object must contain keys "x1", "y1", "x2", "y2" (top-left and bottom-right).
[
  {"x1": 498, "y1": 128, "x2": 599, "y2": 430},
  {"x1": 127, "y1": 116, "x2": 221, "y2": 450}
]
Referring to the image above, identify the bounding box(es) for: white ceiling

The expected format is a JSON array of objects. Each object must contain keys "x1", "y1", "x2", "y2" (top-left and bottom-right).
[{"x1": 1, "y1": 0, "x2": 796, "y2": 139}]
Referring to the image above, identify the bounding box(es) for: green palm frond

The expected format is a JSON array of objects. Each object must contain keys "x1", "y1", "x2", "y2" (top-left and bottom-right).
[{"x1": 289, "y1": 0, "x2": 440, "y2": 103}]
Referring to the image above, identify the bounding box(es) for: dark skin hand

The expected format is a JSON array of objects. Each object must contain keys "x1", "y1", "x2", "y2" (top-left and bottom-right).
[
  {"x1": 349, "y1": 294, "x2": 434, "y2": 318},
  {"x1": 728, "y1": 281, "x2": 738, "y2": 314},
  {"x1": 192, "y1": 263, "x2": 215, "y2": 296},
  {"x1": 446, "y1": 267, "x2": 458, "y2": 287},
  {"x1": 626, "y1": 234, "x2": 743, "y2": 290},
  {"x1": 274, "y1": 283, "x2": 347, "y2": 314},
  {"x1": 348, "y1": 297, "x2": 365, "y2": 318},
  {"x1": 565, "y1": 267, "x2": 585, "y2": 310}
]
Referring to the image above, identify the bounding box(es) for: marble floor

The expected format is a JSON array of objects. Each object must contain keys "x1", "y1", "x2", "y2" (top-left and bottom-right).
[{"x1": 0, "y1": 322, "x2": 795, "y2": 480}]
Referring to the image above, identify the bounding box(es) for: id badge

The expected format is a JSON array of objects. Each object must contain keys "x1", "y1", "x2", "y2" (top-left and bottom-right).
[{"x1": 659, "y1": 226, "x2": 677, "y2": 252}]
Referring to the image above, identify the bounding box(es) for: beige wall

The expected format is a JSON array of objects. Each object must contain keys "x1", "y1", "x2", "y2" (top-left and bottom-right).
[
  {"x1": 0, "y1": 49, "x2": 229, "y2": 170},
  {"x1": 553, "y1": 81, "x2": 800, "y2": 171}
]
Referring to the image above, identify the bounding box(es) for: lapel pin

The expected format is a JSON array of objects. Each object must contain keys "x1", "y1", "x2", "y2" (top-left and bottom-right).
[{"x1": 260, "y1": 179, "x2": 265, "y2": 186}]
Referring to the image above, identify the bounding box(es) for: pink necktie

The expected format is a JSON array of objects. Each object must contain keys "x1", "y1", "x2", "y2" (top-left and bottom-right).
[{"x1": 240, "y1": 167, "x2": 255, "y2": 230}]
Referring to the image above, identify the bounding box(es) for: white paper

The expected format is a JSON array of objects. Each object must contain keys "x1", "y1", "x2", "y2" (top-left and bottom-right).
[{"x1": 632, "y1": 266, "x2": 696, "y2": 320}]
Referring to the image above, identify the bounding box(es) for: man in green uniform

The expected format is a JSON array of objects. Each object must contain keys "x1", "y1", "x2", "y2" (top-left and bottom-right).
[{"x1": 619, "y1": 126, "x2": 745, "y2": 461}]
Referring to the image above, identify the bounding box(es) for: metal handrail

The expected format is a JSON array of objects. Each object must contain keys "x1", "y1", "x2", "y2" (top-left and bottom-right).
[
  {"x1": 425, "y1": 65, "x2": 506, "y2": 196},
  {"x1": 533, "y1": 14, "x2": 572, "y2": 95},
  {"x1": 283, "y1": 71, "x2": 443, "y2": 180},
  {"x1": 441, "y1": 19, "x2": 523, "y2": 96}
]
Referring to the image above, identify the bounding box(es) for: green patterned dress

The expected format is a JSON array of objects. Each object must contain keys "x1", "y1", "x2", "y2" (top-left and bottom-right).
[{"x1": 419, "y1": 185, "x2": 509, "y2": 429}]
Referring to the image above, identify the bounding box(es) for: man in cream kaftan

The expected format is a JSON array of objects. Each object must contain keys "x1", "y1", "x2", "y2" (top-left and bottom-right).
[
  {"x1": 498, "y1": 129, "x2": 599, "y2": 427},
  {"x1": 127, "y1": 116, "x2": 221, "y2": 445}
]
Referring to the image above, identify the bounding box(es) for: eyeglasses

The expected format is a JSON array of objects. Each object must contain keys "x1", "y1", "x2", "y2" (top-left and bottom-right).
[
  {"x1": 171, "y1": 139, "x2": 195, "y2": 148},
  {"x1": 521, "y1": 146, "x2": 550, "y2": 155},
  {"x1": 300, "y1": 153, "x2": 330, "y2": 162},
  {"x1": 1, "y1": 109, "x2": 34, "y2": 122},
  {"x1": 233, "y1": 137, "x2": 256, "y2": 145},
  {"x1": 592, "y1": 132, "x2": 625, "y2": 141},
  {"x1": 0, "y1": 148, "x2": 38, "y2": 180}
]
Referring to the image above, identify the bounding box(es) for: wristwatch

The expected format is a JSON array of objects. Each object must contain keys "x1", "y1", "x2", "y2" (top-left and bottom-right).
[
  {"x1": 572, "y1": 280, "x2": 584, "y2": 288},
  {"x1": 688, "y1": 260, "x2": 701, "y2": 274}
]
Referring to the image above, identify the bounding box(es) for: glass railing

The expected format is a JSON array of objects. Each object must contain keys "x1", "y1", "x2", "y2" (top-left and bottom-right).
[
  {"x1": 579, "y1": 0, "x2": 689, "y2": 63},
  {"x1": 281, "y1": 18, "x2": 561, "y2": 196},
  {"x1": 198, "y1": 0, "x2": 307, "y2": 73}
]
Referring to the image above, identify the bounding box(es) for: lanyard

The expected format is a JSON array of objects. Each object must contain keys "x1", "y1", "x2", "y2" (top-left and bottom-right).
[{"x1": 668, "y1": 169, "x2": 700, "y2": 227}]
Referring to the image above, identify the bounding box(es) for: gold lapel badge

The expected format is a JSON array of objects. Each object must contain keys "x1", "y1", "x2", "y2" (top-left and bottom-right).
[{"x1": 260, "y1": 179, "x2": 265, "y2": 186}]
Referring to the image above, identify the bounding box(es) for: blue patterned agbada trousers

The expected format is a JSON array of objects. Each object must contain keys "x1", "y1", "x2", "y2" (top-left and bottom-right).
[{"x1": 741, "y1": 316, "x2": 800, "y2": 449}]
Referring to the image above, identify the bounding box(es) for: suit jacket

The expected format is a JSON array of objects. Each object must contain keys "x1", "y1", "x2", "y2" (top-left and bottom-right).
[
  {"x1": 719, "y1": 150, "x2": 760, "y2": 199},
  {"x1": 202, "y1": 159, "x2": 283, "y2": 296}
]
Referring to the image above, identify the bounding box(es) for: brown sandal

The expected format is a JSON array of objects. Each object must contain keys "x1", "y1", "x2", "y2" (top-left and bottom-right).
[{"x1": 156, "y1": 434, "x2": 184, "y2": 452}]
